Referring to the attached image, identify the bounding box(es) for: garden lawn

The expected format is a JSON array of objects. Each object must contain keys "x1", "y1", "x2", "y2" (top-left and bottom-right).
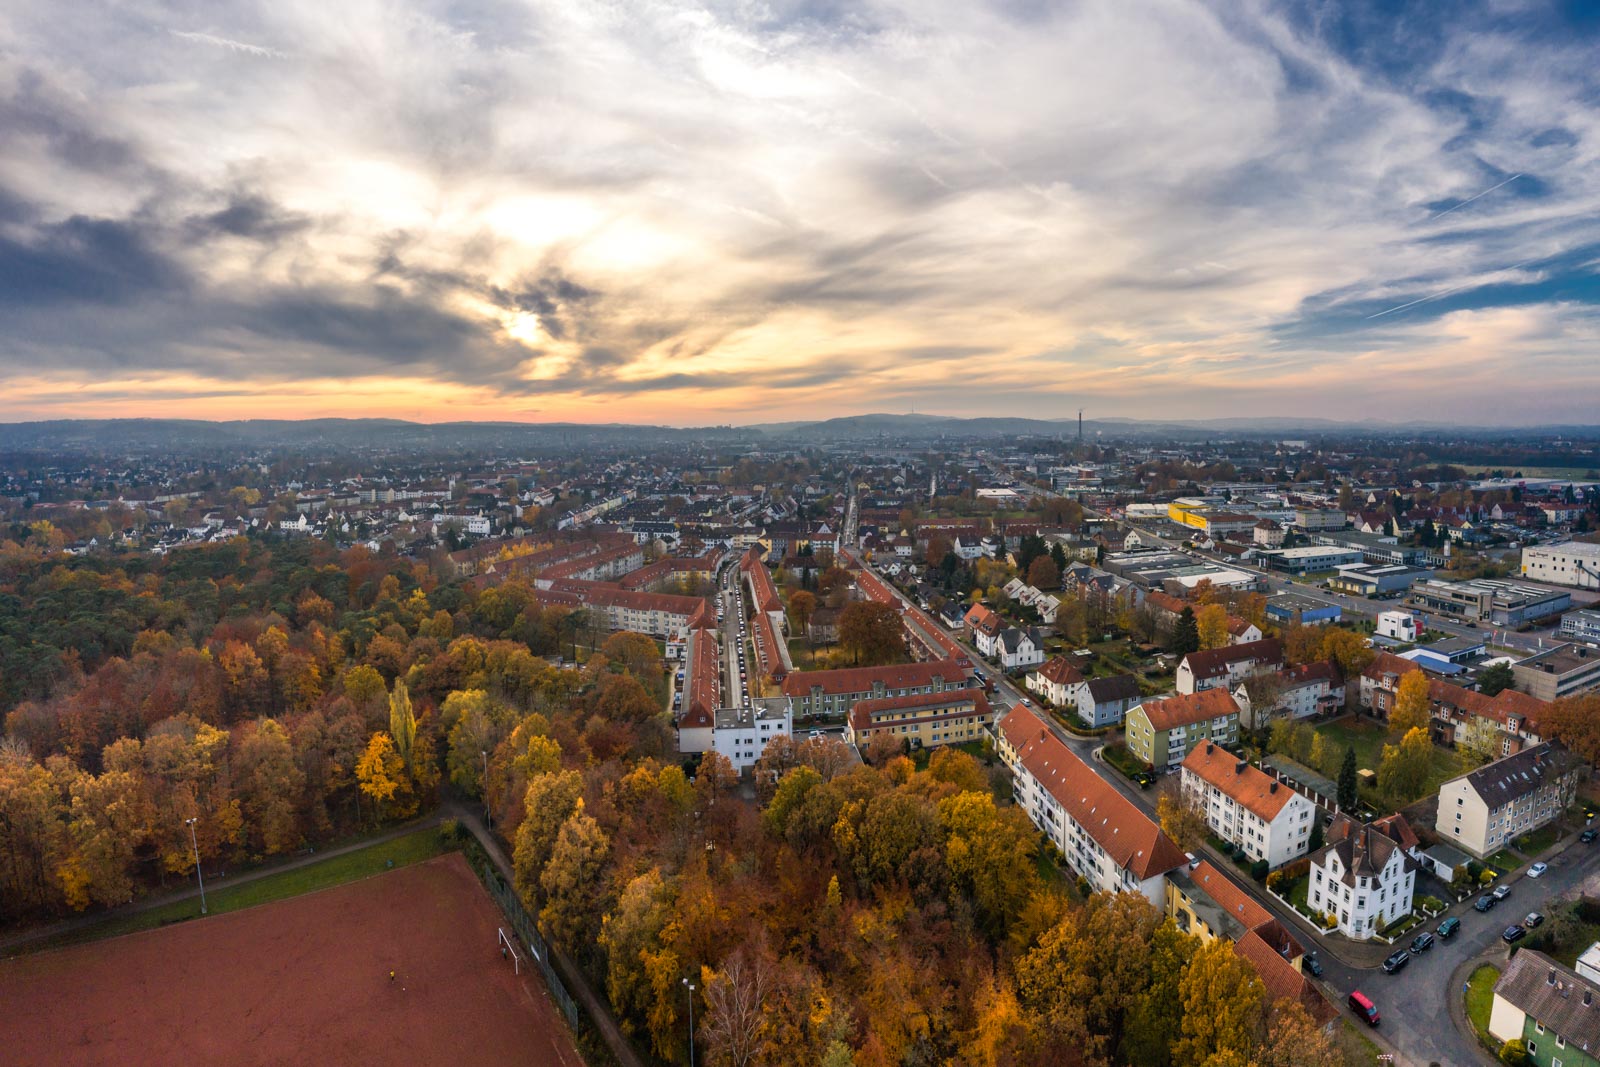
[
  {"x1": 1102, "y1": 743, "x2": 1148, "y2": 779},
  {"x1": 1317, "y1": 718, "x2": 1475, "y2": 797},
  {"x1": 1513, "y1": 824, "x2": 1563, "y2": 857},
  {"x1": 1466, "y1": 964, "x2": 1500, "y2": 1044}
]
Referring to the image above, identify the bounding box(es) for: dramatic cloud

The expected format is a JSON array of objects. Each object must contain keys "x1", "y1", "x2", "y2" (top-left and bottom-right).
[{"x1": 1, "y1": 0, "x2": 1598, "y2": 424}]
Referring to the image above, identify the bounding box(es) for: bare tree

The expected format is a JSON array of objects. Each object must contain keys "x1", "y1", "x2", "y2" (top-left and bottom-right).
[{"x1": 703, "y1": 942, "x2": 770, "y2": 1067}]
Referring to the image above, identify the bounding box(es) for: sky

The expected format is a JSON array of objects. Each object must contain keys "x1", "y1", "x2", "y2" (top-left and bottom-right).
[{"x1": 2, "y1": 0, "x2": 1599, "y2": 427}]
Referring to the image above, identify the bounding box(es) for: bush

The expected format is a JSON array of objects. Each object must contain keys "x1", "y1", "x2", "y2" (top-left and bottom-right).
[
  {"x1": 1500, "y1": 1038, "x2": 1531, "y2": 1066},
  {"x1": 1480, "y1": 869, "x2": 1498, "y2": 886},
  {"x1": 1251, "y1": 860, "x2": 1269, "y2": 882},
  {"x1": 1266, "y1": 870, "x2": 1286, "y2": 891},
  {"x1": 1575, "y1": 897, "x2": 1600, "y2": 924},
  {"x1": 438, "y1": 818, "x2": 461, "y2": 844},
  {"x1": 1220, "y1": 841, "x2": 1235, "y2": 856},
  {"x1": 1417, "y1": 895, "x2": 1444, "y2": 913}
]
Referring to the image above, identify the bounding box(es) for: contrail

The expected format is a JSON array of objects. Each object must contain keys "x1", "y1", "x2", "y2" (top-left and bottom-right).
[
  {"x1": 172, "y1": 30, "x2": 287, "y2": 59},
  {"x1": 1428, "y1": 173, "x2": 1523, "y2": 221},
  {"x1": 1365, "y1": 259, "x2": 1533, "y2": 319}
]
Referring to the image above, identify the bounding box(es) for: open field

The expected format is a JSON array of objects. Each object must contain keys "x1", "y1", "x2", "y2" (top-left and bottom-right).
[{"x1": 0, "y1": 853, "x2": 582, "y2": 1067}]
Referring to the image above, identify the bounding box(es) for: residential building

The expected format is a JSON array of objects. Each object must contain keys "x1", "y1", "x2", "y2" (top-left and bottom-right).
[
  {"x1": 1253, "y1": 519, "x2": 1286, "y2": 547},
  {"x1": 1489, "y1": 950, "x2": 1600, "y2": 1067},
  {"x1": 1435, "y1": 742, "x2": 1580, "y2": 858},
  {"x1": 1561, "y1": 609, "x2": 1600, "y2": 647},
  {"x1": 780, "y1": 659, "x2": 972, "y2": 719},
  {"x1": 1227, "y1": 617, "x2": 1266, "y2": 644},
  {"x1": 1125, "y1": 689, "x2": 1242, "y2": 771},
  {"x1": 1410, "y1": 577, "x2": 1571, "y2": 627},
  {"x1": 713, "y1": 702, "x2": 793, "y2": 774},
  {"x1": 997, "y1": 709, "x2": 1189, "y2": 906},
  {"x1": 965, "y1": 603, "x2": 1005, "y2": 657},
  {"x1": 1232, "y1": 661, "x2": 1344, "y2": 730},
  {"x1": 1181, "y1": 743, "x2": 1318, "y2": 867},
  {"x1": 845, "y1": 689, "x2": 993, "y2": 750},
  {"x1": 1522, "y1": 542, "x2": 1600, "y2": 591},
  {"x1": 1165, "y1": 861, "x2": 1336, "y2": 1027},
  {"x1": 538, "y1": 581, "x2": 715, "y2": 638},
  {"x1": 997, "y1": 626, "x2": 1045, "y2": 671},
  {"x1": 1307, "y1": 815, "x2": 1417, "y2": 940},
  {"x1": 676, "y1": 628, "x2": 721, "y2": 754},
  {"x1": 1027, "y1": 656, "x2": 1086, "y2": 707},
  {"x1": 1294, "y1": 507, "x2": 1348, "y2": 531},
  {"x1": 1515, "y1": 644, "x2": 1600, "y2": 701},
  {"x1": 1176, "y1": 638, "x2": 1285, "y2": 695}
]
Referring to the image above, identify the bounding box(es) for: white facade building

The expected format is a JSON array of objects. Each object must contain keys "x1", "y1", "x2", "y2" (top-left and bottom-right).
[
  {"x1": 1181, "y1": 744, "x2": 1318, "y2": 868},
  {"x1": 1521, "y1": 542, "x2": 1600, "y2": 590},
  {"x1": 1307, "y1": 818, "x2": 1416, "y2": 941},
  {"x1": 712, "y1": 703, "x2": 793, "y2": 773}
]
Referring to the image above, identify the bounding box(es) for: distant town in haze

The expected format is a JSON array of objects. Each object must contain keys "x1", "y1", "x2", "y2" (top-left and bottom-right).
[{"x1": 7, "y1": 0, "x2": 1600, "y2": 1064}]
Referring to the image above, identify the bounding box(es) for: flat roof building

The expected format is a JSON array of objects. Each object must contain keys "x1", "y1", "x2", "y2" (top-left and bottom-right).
[{"x1": 1514, "y1": 643, "x2": 1600, "y2": 701}]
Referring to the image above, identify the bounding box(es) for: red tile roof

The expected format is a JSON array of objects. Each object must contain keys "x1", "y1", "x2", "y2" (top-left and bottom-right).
[
  {"x1": 997, "y1": 709, "x2": 1188, "y2": 881},
  {"x1": 1182, "y1": 744, "x2": 1301, "y2": 822},
  {"x1": 1181, "y1": 639, "x2": 1284, "y2": 682},
  {"x1": 1035, "y1": 656, "x2": 1086, "y2": 687},
  {"x1": 780, "y1": 658, "x2": 971, "y2": 697},
  {"x1": 1136, "y1": 688, "x2": 1241, "y2": 731}
]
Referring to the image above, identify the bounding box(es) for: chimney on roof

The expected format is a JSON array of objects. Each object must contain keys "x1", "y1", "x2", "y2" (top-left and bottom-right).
[
  {"x1": 1550, "y1": 969, "x2": 1558, "y2": 986},
  {"x1": 1236, "y1": 761, "x2": 1247, "y2": 775},
  {"x1": 1270, "y1": 782, "x2": 1279, "y2": 794},
  {"x1": 1587, "y1": 989, "x2": 1594, "y2": 1007},
  {"x1": 1206, "y1": 743, "x2": 1215, "y2": 755}
]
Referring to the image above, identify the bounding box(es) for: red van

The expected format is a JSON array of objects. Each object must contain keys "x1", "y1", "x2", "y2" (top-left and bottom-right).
[{"x1": 1348, "y1": 991, "x2": 1380, "y2": 1027}]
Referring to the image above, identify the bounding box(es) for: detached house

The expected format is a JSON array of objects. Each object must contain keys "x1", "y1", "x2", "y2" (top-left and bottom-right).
[
  {"x1": 1181, "y1": 743, "x2": 1319, "y2": 867},
  {"x1": 1489, "y1": 950, "x2": 1600, "y2": 1067},
  {"x1": 1232, "y1": 661, "x2": 1345, "y2": 731},
  {"x1": 1026, "y1": 658, "x2": 1141, "y2": 727},
  {"x1": 1125, "y1": 689, "x2": 1242, "y2": 771},
  {"x1": 997, "y1": 626, "x2": 1045, "y2": 671},
  {"x1": 1435, "y1": 742, "x2": 1580, "y2": 859},
  {"x1": 1175, "y1": 638, "x2": 1285, "y2": 695},
  {"x1": 965, "y1": 603, "x2": 1005, "y2": 657},
  {"x1": 1307, "y1": 815, "x2": 1417, "y2": 940}
]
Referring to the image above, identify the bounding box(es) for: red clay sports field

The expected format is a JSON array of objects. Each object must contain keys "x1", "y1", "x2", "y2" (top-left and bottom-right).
[{"x1": 0, "y1": 853, "x2": 583, "y2": 1067}]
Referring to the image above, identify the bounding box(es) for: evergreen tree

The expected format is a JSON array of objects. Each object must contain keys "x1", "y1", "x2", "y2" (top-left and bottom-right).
[
  {"x1": 1050, "y1": 542, "x2": 1068, "y2": 571},
  {"x1": 1173, "y1": 607, "x2": 1200, "y2": 655},
  {"x1": 1337, "y1": 746, "x2": 1358, "y2": 812}
]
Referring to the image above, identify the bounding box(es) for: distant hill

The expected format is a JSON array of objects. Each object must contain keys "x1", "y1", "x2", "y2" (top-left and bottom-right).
[{"x1": 0, "y1": 414, "x2": 1593, "y2": 454}]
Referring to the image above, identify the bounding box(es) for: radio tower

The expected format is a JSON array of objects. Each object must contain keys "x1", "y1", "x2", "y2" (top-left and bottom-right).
[{"x1": 1078, "y1": 409, "x2": 1083, "y2": 445}]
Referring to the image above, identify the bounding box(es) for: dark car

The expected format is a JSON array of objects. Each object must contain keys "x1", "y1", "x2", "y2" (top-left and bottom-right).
[
  {"x1": 1475, "y1": 896, "x2": 1497, "y2": 912},
  {"x1": 1409, "y1": 932, "x2": 1435, "y2": 954},
  {"x1": 1503, "y1": 925, "x2": 1527, "y2": 944},
  {"x1": 1582, "y1": 829, "x2": 1597, "y2": 844},
  {"x1": 1305, "y1": 954, "x2": 1323, "y2": 978},
  {"x1": 1382, "y1": 950, "x2": 1410, "y2": 974},
  {"x1": 1437, "y1": 917, "x2": 1461, "y2": 939}
]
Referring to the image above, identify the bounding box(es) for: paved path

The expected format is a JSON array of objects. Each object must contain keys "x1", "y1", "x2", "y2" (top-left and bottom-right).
[
  {"x1": 0, "y1": 813, "x2": 443, "y2": 957},
  {"x1": 447, "y1": 801, "x2": 647, "y2": 1067}
]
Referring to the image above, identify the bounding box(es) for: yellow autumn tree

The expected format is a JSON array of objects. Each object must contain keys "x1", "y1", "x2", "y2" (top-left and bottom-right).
[
  {"x1": 1389, "y1": 669, "x2": 1431, "y2": 736},
  {"x1": 1196, "y1": 603, "x2": 1231, "y2": 651},
  {"x1": 356, "y1": 732, "x2": 412, "y2": 822}
]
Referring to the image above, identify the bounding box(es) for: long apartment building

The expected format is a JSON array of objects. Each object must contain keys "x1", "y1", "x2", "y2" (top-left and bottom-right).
[
  {"x1": 844, "y1": 689, "x2": 993, "y2": 751},
  {"x1": 997, "y1": 709, "x2": 1189, "y2": 906},
  {"x1": 781, "y1": 659, "x2": 973, "y2": 719},
  {"x1": 538, "y1": 580, "x2": 714, "y2": 639}
]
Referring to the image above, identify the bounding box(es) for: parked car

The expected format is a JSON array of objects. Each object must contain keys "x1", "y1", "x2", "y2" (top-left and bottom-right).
[
  {"x1": 1382, "y1": 950, "x2": 1410, "y2": 974},
  {"x1": 1525, "y1": 913, "x2": 1545, "y2": 929},
  {"x1": 1305, "y1": 954, "x2": 1322, "y2": 978},
  {"x1": 1475, "y1": 896, "x2": 1497, "y2": 912},
  {"x1": 1437, "y1": 917, "x2": 1461, "y2": 939},
  {"x1": 1493, "y1": 885, "x2": 1512, "y2": 901},
  {"x1": 1581, "y1": 829, "x2": 1598, "y2": 844},
  {"x1": 1529, "y1": 862, "x2": 1549, "y2": 878},
  {"x1": 1409, "y1": 932, "x2": 1435, "y2": 954},
  {"x1": 1503, "y1": 925, "x2": 1527, "y2": 944},
  {"x1": 1348, "y1": 991, "x2": 1380, "y2": 1027}
]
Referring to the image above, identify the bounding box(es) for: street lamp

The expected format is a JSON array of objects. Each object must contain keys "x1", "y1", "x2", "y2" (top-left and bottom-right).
[
  {"x1": 481, "y1": 750, "x2": 492, "y2": 830},
  {"x1": 184, "y1": 817, "x2": 207, "y2": 915},
  {"x1": 682, "y1": 977, "x2": 696, "y2": 1067}
]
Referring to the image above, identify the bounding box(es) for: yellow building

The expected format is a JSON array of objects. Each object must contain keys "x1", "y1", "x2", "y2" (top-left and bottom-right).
[{"x1": 845, "y1": 689, "x2": 994, "y2": 750}]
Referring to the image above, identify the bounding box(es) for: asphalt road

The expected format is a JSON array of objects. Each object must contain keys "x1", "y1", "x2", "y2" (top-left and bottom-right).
[{"x1": 1312, "y1": 840, "x2": 1600, "y2": 1067}]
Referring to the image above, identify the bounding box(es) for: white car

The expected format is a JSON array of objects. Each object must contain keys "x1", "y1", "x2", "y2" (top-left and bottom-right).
[{"x1": 1529, "y1": 862, "x2": 1549, "y2": 878}]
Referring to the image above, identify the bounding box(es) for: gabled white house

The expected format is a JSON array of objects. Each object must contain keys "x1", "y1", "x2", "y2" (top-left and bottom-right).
[{"x1": 1307, "y1": 816, "x2": 1416, "y2": 940}]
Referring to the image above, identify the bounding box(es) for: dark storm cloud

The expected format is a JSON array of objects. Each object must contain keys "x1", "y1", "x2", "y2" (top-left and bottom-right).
[
  {"x1": 0, "y1": 211, "x2": 189, "y2": 307},
  {"x1": 184, "y1": 193, "x2": 312, "y2": 242}
]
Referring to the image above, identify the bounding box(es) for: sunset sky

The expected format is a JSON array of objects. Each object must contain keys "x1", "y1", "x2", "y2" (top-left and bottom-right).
[{"x1": 3, "y1": 0, "x2": 1599, "y2": 426}]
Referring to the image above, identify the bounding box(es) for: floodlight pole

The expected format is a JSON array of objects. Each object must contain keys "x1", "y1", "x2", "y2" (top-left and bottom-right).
[
  {"x1": 185, "y1": 817, "x2": 207, "y2": 915},
  {"x1": 481, "y1": 751, "x2": 492, "y2": 830},
  {"x1": 682, "y1": 978, "x2": 696, "y2": 1067}
]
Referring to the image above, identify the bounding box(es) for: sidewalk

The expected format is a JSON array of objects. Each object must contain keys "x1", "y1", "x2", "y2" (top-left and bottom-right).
[
  {"x1": 1447, "y1": 950, "x2": 1504, "y2": 1067},
  {"x1": 0, "y1": 813, "x2": 441, "y2": 957}
]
